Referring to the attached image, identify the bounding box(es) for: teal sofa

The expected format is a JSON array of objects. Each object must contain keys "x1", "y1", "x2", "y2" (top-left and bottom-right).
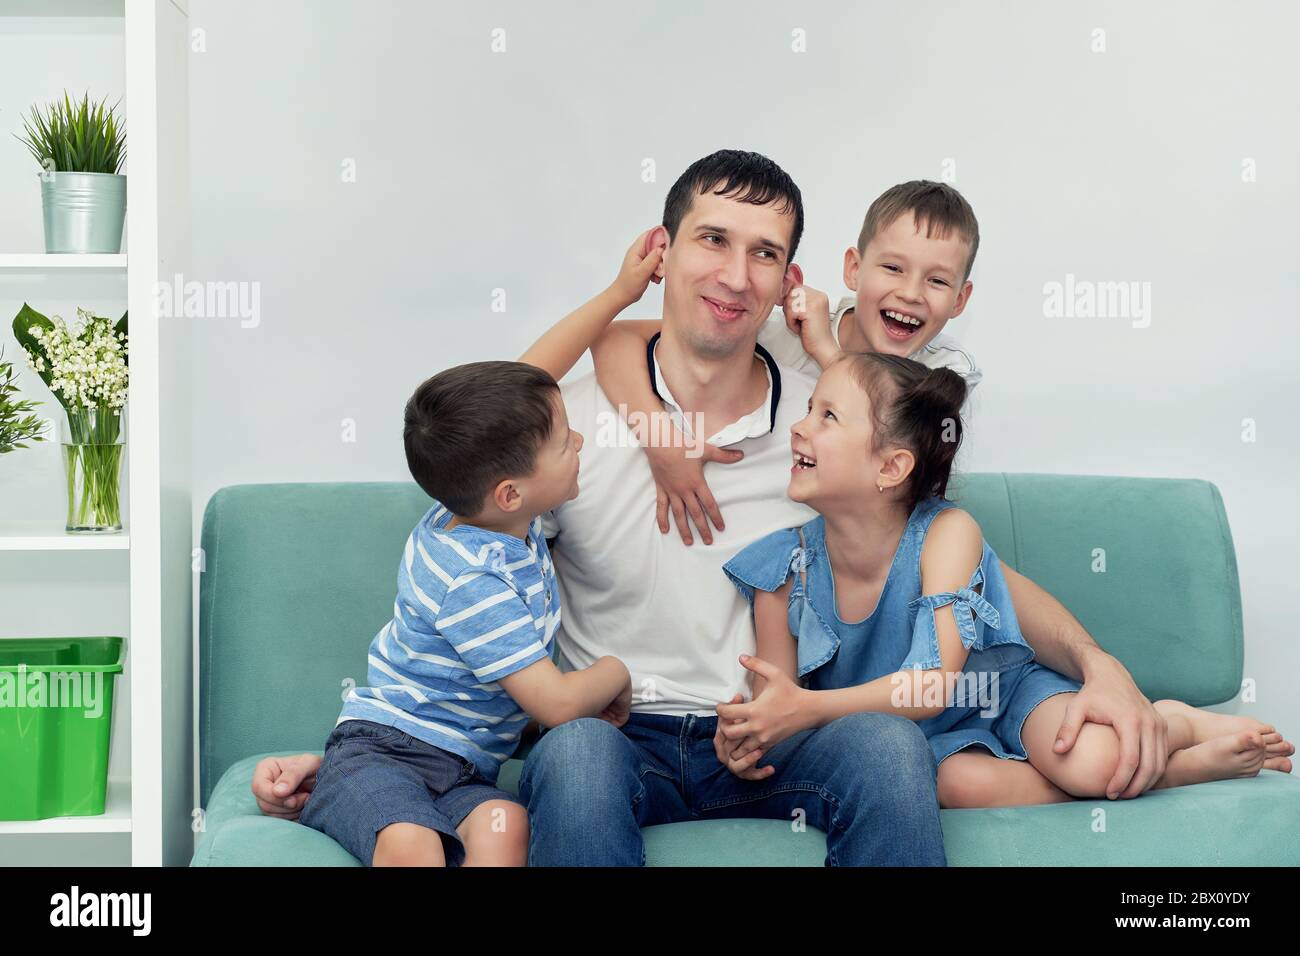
[{"x1": 191, "y1": 475, "x2": 1300, "y2": 866}]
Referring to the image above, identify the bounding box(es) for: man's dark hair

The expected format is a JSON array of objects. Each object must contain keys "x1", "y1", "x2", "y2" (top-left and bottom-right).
[
  {"x1": 662, "y1": 149, "x2": 804, "y2": 265},
  {"x1": 404, "y1": 361, "x2": 560, "y2": 517}
]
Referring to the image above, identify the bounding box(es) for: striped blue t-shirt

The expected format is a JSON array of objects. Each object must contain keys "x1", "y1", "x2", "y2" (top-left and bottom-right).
[{"x1": 336, "y1": 500, "x2": 560, "y2": 782}]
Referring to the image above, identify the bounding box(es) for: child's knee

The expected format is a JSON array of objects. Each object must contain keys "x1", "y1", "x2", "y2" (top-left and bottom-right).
[
  {"x1": 462, "y1": 800, "x2": 529, "y2": 864},
  {"x1": 373, "y1": 822, "x2": 447, "y2": 867},
  {"x1": 1049, "y1": 724, "x2": 1123, "y2": 798}
]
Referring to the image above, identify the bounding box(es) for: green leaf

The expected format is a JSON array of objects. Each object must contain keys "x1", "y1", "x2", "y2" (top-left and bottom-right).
[
  {"x1": 11, "y1": 302, "x2": 58, "y2": 395},
  {"x1": 10, "y1": 90, "x2": 127, "y2": 175}
]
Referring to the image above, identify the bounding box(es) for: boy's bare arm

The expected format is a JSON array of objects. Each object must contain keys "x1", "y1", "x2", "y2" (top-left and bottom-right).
[
  {"x1": 516, "y1": 231, "x2": 663, "y2": 383},
  {"x1": 780, "y1": 279, "x2": 839, "y2": 370},
  {"x1": 500, "y1": 655, "x2": 632, "y2": 729},
  {"x1": 590, "y1": 319, "x2": 743, "y2": 545},
  {"x1": 591, "y1": 318, "x2": 664, "y2": 433}
]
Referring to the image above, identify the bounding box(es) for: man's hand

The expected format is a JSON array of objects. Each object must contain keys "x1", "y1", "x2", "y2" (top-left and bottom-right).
[
  {"x1": 1056, "y1": 651, "x2": 1169, "y2": 799},
  {"x1": 597, "y1": 678, "x2": 633, "y2": 728},
  {"x1": 609, "y1": 229, "x2": 666, "y2": 309},
  {"x1": 715, "y1": 655, "x2": 810, "y2": 763},
  {"x1": 713, "y1": 693, "x2": 773, "y2": 781},
  {"x1": 647, "y1": 439, "x2": 742, "y2": 546},
  {"x1": 780, "y1": 278, "x2": 837, "y2": 369},
  {"x1": 250, "y1": 753, "x2": 322, "y2": 820}
]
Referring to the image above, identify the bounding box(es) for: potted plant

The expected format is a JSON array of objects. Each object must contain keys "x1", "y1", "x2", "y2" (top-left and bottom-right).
[
  {"x1": 0, "y1": 346, "x2": 48, "y2": 455},
  {"x1": 15, "y1": 92, "x2": 127, "y2": 254},
  {"x1": 12, "y1": 303, "x2": 128, "y2": 533}
]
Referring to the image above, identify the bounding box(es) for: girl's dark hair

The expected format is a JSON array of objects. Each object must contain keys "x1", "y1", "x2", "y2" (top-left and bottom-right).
[{"x1": 836, "y1": 352, "x2": 967, "y2": 511}]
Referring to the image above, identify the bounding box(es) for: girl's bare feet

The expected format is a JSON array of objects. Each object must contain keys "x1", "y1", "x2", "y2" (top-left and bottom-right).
[
  {"x1": 1155, "y1": 699, "x2": 1293, "y2": 755},
  {"x1": 1156, "y1": 731, "x2": 1268, "y2": 789},
  {"x1": 1259, "y1": 730, "x2": 1296, "y2": 773}
]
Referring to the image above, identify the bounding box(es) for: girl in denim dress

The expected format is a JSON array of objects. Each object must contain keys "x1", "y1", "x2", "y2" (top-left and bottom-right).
[{"x1": 715, "y1": 353, "x2": 1293, "y2": 807}]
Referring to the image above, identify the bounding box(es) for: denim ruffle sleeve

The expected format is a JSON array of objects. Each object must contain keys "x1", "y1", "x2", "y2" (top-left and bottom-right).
[
  {"x1": 722, "y1": 527, "x2": 804, "y2": 610},
  {"x1": 900, "y1": 552, "x2": 1034, "y2": 672}
]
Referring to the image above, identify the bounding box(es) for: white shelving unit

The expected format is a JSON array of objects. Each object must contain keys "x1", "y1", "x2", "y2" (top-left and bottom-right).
[
  {"x1": 0, "y1": 522, "x2": 130, "y2": 550},
  {"x1": 0, "y1": 0, "x2": 192, "y2": 866},
  {"x1": 0, "y1": 254, "x2": 127, "y2": 271},
  {"x1": 0, "y1": 780, "x2": 131, "y2": 835}
]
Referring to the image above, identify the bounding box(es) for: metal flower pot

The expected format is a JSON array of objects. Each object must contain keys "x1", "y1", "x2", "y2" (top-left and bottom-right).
[{"x1": 40, "y1": 171, "x2": 127, "y2": 254}]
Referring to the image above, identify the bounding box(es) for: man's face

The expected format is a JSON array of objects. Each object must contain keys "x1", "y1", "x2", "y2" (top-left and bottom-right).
[
  {"x1": 657, "y1": 190, "x2": 798, "y2": 360},
  {"x1": 844, "y1": 210, "x2": 973, "y2": 357}
]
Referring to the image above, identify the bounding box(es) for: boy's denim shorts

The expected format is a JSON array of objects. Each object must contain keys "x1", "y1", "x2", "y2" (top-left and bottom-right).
[{"x1": 299, "y1": 718, "x2": 521, "y2": 866}]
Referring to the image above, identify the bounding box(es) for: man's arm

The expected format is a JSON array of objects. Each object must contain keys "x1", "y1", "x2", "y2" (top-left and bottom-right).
[
  {"x1": 1001, "y1": 560, "x2": 1170, "y2": 799},
  {"x1": 999, "y1": 559, "x2": 1098, "y2": 680}
]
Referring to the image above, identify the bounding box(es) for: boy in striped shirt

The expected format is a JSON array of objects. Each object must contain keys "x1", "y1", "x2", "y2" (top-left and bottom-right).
[{"x1": 300, "y1": 234, "x2": 666, "y2": 867}]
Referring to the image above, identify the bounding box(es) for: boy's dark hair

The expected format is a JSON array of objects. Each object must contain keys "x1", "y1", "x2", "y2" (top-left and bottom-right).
[
  {"x1": 404, "y1": 361, "x2": 560, "y2": 517},
  {"x1": 662, "y1": 149, "x2": 804, "y2": 265},
  {"x1": 837, "y1": 352, "x2": 968, "y2": 512},
  {"x1": 857, "y1": 180, "x2": 980, "y2": 282}
]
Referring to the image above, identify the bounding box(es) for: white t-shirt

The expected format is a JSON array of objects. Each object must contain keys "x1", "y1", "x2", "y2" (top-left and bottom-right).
[
  {"x1": 758, "y1": 296, "x2": 982, "y2": 390},
  {"x1": 542, "y1": 341, "x2": 817, "y2": 717}
]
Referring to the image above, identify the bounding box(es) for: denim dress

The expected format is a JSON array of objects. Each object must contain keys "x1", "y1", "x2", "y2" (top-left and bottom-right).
[{"x1": 722, "y1": 496, "x2": 1082, "y2": 766}]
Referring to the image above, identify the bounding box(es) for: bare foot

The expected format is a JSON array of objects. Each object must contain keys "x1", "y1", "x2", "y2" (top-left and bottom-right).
[
  {"x1": 1158, "y1": 731, "x2": 1266, "y2": 789},
  {"x1": 1260, "y1": 730, "x2": 1295, "y2": 773},
  {"x1": 1156, "y1": 700, "x2": 1282, "y2": 747}
]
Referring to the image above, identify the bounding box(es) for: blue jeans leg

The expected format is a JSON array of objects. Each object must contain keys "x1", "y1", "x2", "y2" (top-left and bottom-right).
[
  {"x1": 694, "y1": 711, "x2": 947, "y2": 866},
  {"x1": 518, "y1": 716, "x2": 687, "y2": 866}
]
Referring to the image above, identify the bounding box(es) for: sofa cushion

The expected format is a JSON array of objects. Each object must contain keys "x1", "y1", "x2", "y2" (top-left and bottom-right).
[
  {"x1": 199, "y1": 475, "x2": 1245, "y2": 808},
  {"x1": 193, "y1": 751, "x2": 1300, "y2": 866}
]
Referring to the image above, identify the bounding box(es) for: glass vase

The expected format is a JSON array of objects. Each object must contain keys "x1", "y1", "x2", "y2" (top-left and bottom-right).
[{"x1": 62, "y1": 405, "x2": 126, "y2": 533}]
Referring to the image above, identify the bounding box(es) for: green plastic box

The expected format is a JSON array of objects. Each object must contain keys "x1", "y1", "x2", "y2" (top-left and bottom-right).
[{"x1": 0, "y1": 637, "x2": 124, "y2": 821}]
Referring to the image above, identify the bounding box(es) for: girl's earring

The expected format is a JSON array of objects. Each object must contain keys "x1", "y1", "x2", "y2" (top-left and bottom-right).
[{"x1": 877, "y1": 483, "x2": 885, "y2": 493}]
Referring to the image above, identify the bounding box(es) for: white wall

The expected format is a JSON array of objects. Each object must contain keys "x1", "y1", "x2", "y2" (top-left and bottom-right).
[{"x1": 184, "y1": 2, "x2": 1300, "y2": 734}]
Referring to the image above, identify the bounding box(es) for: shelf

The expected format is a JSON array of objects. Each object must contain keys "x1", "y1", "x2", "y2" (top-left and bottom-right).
[
  {"x1": 0, "y1": 522, "x2": 129, "y2": 551},
  {"x1": 0, "y1": 778, "x2": 130, "y2": 834},
  {"x1": 0, "y1": 1, "x2": 124, "y2": 16},
  {"x1": 0, "y1": 254, "x2": 126, "y2": 272}
]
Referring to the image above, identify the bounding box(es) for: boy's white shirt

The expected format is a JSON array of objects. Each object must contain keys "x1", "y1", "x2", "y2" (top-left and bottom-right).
[{"x1": 759, "y1": 296, "x2": 982, "y2": 389}]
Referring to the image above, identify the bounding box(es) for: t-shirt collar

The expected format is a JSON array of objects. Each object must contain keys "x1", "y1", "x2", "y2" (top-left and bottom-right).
[{"x1": 645, "y1": 331, "x2": 783, "y2": 447}]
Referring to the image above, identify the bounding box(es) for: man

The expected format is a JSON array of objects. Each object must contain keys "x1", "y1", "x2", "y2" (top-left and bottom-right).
[{"x1": 253, "y1": 150, "x2": 1168, "y2": 864}]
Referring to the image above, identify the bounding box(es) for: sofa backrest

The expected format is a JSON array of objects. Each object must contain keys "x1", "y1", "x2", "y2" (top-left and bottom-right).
[{"x1": 198, "y1": 474, "x2": 1243, "y2": 803}]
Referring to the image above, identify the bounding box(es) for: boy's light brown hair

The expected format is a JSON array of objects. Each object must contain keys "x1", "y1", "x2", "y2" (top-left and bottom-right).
[{"x1": 857, "y1": 181, "x2": 980, "y2": 282}]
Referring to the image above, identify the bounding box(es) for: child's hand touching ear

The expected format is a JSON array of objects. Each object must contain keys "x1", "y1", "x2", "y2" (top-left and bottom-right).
[
  {"x1": 609, "y1": 228, "x2": 666, "y2": 309},
  {"x1": 781, "y1": 271, "x2": 838, "y2": 370}
]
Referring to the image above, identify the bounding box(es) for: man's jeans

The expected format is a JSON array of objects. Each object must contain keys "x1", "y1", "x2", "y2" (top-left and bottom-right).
[{"x1": 518, "y1": 710, "x2": 947, "y2": 866}]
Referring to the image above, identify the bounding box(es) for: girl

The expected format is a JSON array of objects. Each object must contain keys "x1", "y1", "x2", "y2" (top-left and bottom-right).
[{"x1": 714, "y1": 352, "x2": 1294, "y2": 807}]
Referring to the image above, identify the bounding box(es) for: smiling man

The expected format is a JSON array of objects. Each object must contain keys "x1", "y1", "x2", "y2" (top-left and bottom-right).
[
  {"x1": 252, "y1": 150, "x2": 1169, "y2": 865},
  {"x1": 512, "y1": 151, "x2": 948, "y2": 865}
]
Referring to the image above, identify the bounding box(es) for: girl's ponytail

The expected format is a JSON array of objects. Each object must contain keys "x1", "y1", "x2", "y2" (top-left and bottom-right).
[{"x1": 839, "y1": 354, "x2": 967, "y2": 510}]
